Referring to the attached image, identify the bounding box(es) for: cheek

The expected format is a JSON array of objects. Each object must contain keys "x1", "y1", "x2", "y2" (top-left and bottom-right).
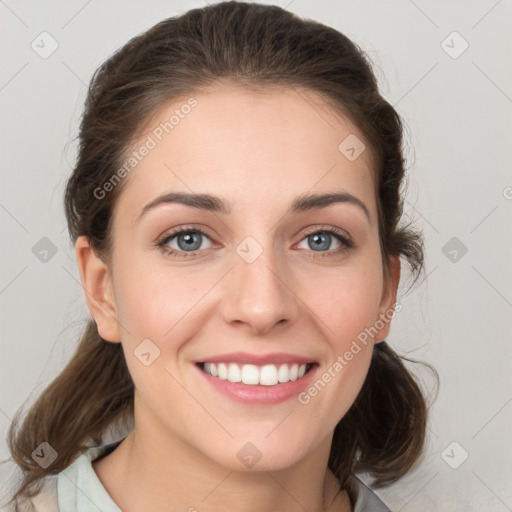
[
  {"x1": 308, "y1": 262, "x2": 383, "y2": 346},
  {"x1": 113, "y1": 256, "x2": 205, "y2": 342},
  {"x1": 297, "y1": 262, "x2": 381, "y2": 412},
  {"x1": 113, "y1": 240, "x2": 384, "y2": 354},
  {"x1": 299, "y1": 273, "x2": 377, "y2": 426}
]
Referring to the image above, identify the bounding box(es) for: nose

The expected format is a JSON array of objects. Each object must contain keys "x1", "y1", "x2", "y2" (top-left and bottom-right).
[{"x1": 221, "y1": 246, "x2": 301, "y2": 336}]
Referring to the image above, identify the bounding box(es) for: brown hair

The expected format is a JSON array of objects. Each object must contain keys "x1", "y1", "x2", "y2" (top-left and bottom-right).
[{"x1": 4, "y1": 0, "x2": 437, "y2": 505}]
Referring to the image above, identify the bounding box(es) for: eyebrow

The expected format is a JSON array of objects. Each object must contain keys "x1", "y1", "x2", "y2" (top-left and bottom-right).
[{"x1": 136, "y1": 191, "x2": 371, "y2": 223}]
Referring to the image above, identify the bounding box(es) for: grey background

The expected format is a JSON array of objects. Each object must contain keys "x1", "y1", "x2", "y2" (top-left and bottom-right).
[{"x1": 1, "y1": 0, "x2": 511, "y2": 510}]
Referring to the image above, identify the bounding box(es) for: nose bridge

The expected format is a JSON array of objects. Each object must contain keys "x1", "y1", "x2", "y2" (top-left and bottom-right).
[{"x1": 222, "y1": 233, "x2": 300, "y2": 334}]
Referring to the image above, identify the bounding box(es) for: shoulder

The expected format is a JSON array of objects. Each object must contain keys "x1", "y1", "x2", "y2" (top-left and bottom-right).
[
  {"x1": 0, "y1": 477, "x2": 58, "y2": 512},
  {"x1": 56, "y1": 441, "x2": 123, "y2": 512},
  {"x1": 352, "y1": 477, "x2": 391, "y2": 512},
  {"x1": 0, "y1": 440, "x2": 123, "y2": 512}
]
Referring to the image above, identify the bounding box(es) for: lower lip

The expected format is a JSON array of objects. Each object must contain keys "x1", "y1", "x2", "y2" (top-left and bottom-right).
[{"x1": 194, "y1": 363, "x2": 319, "y2": 405}]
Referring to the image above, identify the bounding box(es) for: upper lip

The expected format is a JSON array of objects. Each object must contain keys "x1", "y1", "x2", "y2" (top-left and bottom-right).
[{"x1": 196, "y1": 351, "x2": 318, "y2": 366}]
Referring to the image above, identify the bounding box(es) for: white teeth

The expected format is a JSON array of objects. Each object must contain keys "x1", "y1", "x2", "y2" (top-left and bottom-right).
[
  {"x1": 217, "y1": 363, "x2": 228, "y2": 380},
  {"x1": 289, "y1": 363, "x2": 299, "y2": 381},
  {"x1": 241, "y1": 364, "x2": 260, "y2": 385},
  {"x1": 202, "y1": 362, "x2": 310, "y2": 386},
  {"x1": 260, "y1": 365, "x2": 278, "y2": 386},
  {"x1": 278, "y1": 364, "x2": 289, "y2": 383},
  {"x1": 227, "y1": 362, "x2": 241, "y2": 382}
]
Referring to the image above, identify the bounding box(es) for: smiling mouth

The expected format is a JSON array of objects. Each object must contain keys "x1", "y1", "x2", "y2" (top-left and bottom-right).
[{"x1": 197, "y1": 362, "x2": 316, "y2": 386}]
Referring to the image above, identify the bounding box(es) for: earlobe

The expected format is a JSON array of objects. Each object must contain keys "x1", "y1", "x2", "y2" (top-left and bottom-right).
[
  {"x1": 75, "y1": 236, "x2": 121, "y2": 343},
  {"x1": 374, "y1": 255, "x2": 401, "y2": 342}
]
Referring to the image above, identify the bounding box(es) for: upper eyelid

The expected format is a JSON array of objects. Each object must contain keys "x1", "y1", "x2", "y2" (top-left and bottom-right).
[{"x1": 158, "y1": 225, "x2": 213, "y2": 243}]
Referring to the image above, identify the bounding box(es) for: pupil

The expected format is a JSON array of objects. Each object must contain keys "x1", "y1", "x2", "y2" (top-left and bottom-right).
[
  {"x1": 179, "y1": 232, "x2": 201, "y2": 251},
  {"x1": 310, "y1": 233, "x2": 329, "y2": 251}
]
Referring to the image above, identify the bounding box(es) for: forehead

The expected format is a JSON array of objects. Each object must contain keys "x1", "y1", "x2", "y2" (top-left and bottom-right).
[{"x1": 116, "y1": 83, "x2": 377, "y2": 220}]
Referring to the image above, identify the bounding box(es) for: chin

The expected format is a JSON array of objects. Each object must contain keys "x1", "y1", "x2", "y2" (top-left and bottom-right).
[{"x1": 199, "y1": 436, "x2": 315, "y2": 473}]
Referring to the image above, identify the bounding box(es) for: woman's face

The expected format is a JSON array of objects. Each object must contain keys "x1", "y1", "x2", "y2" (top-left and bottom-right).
[{"x1": 84, "y1": 83, "x2": 399, "y2": 471}]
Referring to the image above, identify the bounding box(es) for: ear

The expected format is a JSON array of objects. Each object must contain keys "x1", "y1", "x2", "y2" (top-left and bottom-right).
[
  {"x1": 75, "y1": 235, "x2": 121, "y2": 343},
  {"x1": 373, "y1": 254, "x2": 401, "y2": 342}
]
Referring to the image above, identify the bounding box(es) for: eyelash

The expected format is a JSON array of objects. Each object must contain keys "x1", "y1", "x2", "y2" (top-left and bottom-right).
[{"x1": 156, "y1": 224, "x2": 354, "y2": 260}]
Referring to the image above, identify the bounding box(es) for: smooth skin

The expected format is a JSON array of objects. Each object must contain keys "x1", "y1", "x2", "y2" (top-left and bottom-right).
[{"x1": 76, "y1": 81, "x2": 400, "y2": 512}]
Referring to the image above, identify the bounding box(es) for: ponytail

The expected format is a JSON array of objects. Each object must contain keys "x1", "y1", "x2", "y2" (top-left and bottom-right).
[
  {"x1": 5, "y1": 320, "x2": 134, "y2": 502},
  {"x1": 329, "y1": 341, "x2": 437, "y2": 490}
]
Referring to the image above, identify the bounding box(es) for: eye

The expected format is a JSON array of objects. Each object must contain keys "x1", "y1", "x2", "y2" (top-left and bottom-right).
[
  {"x1": 156, "y1": 225, "x2": 354, "y2": 259},
  {"x1": 296, "y1": 227, "x2": 353, "y2": 257},
  {"x1": 156, "y1": 226, "x2": 214, "y2": 259}
]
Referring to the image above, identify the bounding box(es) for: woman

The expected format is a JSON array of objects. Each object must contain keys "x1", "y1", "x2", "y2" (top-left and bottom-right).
[{"x1": 2, "y1": 2, "x2": 434, "y2": 510}]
